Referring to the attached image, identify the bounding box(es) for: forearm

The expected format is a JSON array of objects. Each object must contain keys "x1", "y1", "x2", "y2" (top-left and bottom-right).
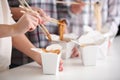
[
  {"x1": 12, "y1": 34, "x2": 42, "y2": 65},
  {"x1": 0, "y1": 24, "x2": 17, "y2": 38}
]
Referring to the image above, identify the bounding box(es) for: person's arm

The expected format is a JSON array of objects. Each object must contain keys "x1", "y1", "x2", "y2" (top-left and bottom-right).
[
  {"x1": 12, "y1": 34, "x2": 63, "y2": 71},
  {"x1": 0, "y1": 12, "x2": 41, "y2": 38},
  {"x1": 0, "y1": 24, "x2": 16, "y2": 38},
  {"x1": 12, "y1": 34, "x2": 42, "y2": 65}
]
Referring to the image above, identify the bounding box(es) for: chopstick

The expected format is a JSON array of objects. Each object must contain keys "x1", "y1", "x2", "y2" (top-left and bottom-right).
[
  {"x1": 56, "y1": 1, "x2": 92, "y2": 5},
  {"x1": 94, "y1": 2, "x2": 102, "y2": 32},
  {"x1": 56, "y1": 1, "x2": 80, "y2": 5},
  {"x1": 18, "y1": 0, "x2": 52, "y2": 41},
  {"x1": 39, "y1": 24, "x2": 52, "y2": 41},
  {"x1": 19, "y1": 0, "x2": 59, "y2": 24},
  {"x1": 50, "y1": 18, "x2": 60, "y2": 24}
]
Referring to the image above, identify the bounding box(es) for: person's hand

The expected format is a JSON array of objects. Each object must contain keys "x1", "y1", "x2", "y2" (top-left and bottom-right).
[
  {"x1": 71, "y1": 46, "x2": 80, "y2": 58},
  {"x1": 32, "y1": 7, "x2": 51, "y2": 24},
  {"x1": 13, "y1": 11, "x2": 42, "y2": 34},
  {"x1": 70, "y1": 0, "x2": 85, "y2": 14},
  {"x1": 59, "y1": 59, "x2": 63, "y2": 71}
]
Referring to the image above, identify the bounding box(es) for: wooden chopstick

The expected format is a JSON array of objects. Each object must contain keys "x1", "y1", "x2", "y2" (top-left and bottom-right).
[
  {"x1": 94, "y1": 2, "x2": 102, "y2": 32},
  {"x1": 50, "y1": 18, "x2": 60, "y2": 24},
  {"x1": 56, "y1": 1, "x2": 92, "y2": 5},
  {"x1": 39, "y1": 24, "x2": 52, "y2": 41},
  {"x1": 56, "y1": 1, "x2": 80, "y2": 5},
  {"x1": 20, "y1": 0, "x2": 59, "y2": 24}
]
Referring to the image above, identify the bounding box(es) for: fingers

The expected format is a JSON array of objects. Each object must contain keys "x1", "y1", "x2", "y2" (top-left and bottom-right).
[
  {"x1": 20, "y1": 8, "x2": 46, "y2": 24},
  {"x1": 37, "y1": 9, "x2": 51, "y2": 23},
  {"x1": 71, "y1": 51, "x2": 79, "y2": 58},
  {"x1": 59, "y1": 59, "x2": 63, "y2": 71},
  {"x1": 18, "y1": 12, "x2": 39, "y2": 32},
  {"x1": 76, "y1": 0, "x2": 85, "y2": 6},
  {"x1": 71, "y1": 47, "x2": 79, "y2": 58},
  {"x1": 31, "y1": 7, "x2": 51, "y2": 23}
]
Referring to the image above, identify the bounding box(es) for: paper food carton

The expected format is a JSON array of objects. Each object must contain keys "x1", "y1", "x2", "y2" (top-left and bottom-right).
[
  {"x1": 31, "y1": 44, "x2": 62, "y2": 75},
  {"x1": 81, "y1": 45, "x2": 99, "y2": 66},
  {"x1": 59, "y1": 41, "x2": 75, "y2": 59},
  {"x1": 97, "y1": 37, "x2": 109, "y2": 59},
  {"x1": 50, "y1": 33, "x2": 78, "y2": 59},
  {"x1": 72, "y1": 30, "x2": 106, "y2": 66},
  {"x1": 83, "y1": 26, "x2": 112, "y2": 59}
]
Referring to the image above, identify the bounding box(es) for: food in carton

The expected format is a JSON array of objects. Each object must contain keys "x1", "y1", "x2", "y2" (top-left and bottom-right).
[
  {"x1": 31, "y1": 44, "x2": 62, "y2": 75},
  {"x1": 58, "y1": 19, "x2": 67, "y2": 40}
]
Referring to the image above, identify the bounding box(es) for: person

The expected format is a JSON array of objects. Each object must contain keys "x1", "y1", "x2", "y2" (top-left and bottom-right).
[
  {"x1": 8, "y1": 0, "x2": 81, "y2": 67},
  {"x1": 8, "y1": 0, "x2": 61, "y2": 67},
  {"x1": 8, "y1": 0, "x2": 59, "y2": 48},
  {"x1": 0, "y1": 0, "x2": 63, "y2": 72}
]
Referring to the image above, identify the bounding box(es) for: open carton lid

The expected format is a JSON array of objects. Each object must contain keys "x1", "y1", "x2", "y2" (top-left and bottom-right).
[
  {"x1": 31, "y1": 44, "x2": 62, "y2": 55},
  {"x1": 71, "y1": 30, "x2": 106, "y2": 47},
  {"x1": 49, "y1": 33, "x2": 78, "y2": 42}
]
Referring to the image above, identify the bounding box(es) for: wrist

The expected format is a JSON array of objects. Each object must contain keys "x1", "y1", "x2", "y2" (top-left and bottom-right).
[
  {"x1": 30, "y1": 51, "x2": 42, "y2": 65},
  {"x1": 11, "y1": 23, "x2": 20, "y2": 36}
]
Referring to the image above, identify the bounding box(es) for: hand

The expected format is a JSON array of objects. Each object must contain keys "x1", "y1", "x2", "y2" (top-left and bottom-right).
[
  {"x1": 14, "y1": 11, "x2": 41, "y2": 34},
  {"x1": 70, "y1": 0, "x2": 85, "y2": 14},
  {"x1": 32, "y1": 7, "x2": 51, "y2": 24},
  {"x1": 71, "y1": 46, "x2": 80, "y2": 58}
]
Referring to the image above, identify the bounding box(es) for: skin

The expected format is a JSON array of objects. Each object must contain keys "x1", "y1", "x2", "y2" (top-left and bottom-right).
[
  {"x1": 70, "y1": 0, "x2": 85, "y2": 14},
  {"x1": 0, "y1": 11, "x2": 41, "y2": 38},
  {"x1": 71, "y1": 46, "x2": 80, "y2": 58}
]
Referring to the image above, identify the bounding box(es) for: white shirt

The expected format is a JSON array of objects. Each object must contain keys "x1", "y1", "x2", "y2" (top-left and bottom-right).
[{"x1": 0, "y1": 0, "x2": 15, "y2": 72}]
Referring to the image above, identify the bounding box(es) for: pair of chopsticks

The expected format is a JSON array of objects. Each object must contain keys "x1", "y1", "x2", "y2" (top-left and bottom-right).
[
  {"x1": 19, "y1": 0, "x2": 59, "y2": 24},
  {"x1": 56, "y1": 1, "x2": 92, "y2": 5},
  {"x1": 56, "y1": 1, "x2": 80, "y2": 5},
  {"x1": 18, "y1": 0, "x2": 67, "y2": 42},
  {"x1": 18, "y1": 0, "x2": 52, "y2": 41}
]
